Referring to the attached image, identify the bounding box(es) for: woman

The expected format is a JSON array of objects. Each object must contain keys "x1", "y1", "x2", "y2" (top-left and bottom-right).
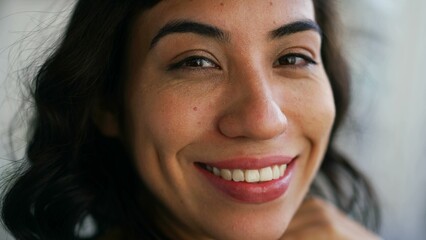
[{"x1": 2, "y1": 0, "x2": 380, "y2": 239}]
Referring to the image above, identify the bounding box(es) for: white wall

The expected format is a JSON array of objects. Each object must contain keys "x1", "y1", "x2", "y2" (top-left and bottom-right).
[
  {"x1": 1, "y1": 1, "x2": 425, "y2": 240},
  {"x1": 337, "y1": 1, "x2": 426, "y2": 239},
  {"x1": 0, "y1": 0, "x2": 71, "y2": 239}
]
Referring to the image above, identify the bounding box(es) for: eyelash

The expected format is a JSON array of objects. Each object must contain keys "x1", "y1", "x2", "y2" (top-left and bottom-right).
[
  {"x1": 167, "y1": 53, "x2": 317, "y2": 71},
  {"x1": 168, "y1": 56, "x2": 220, "y2": 71},
  {"x1": 274, "y1": 53, "x2": 317, "y2": 68}
]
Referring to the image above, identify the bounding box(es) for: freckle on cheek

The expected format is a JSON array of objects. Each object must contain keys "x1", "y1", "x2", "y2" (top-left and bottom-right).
[
  {"x1": 220, "y1": 2, "x2": 224, "y2": 6},
  {"x1": 193, "y1": 107, "x2": 198, "y2": 111}
]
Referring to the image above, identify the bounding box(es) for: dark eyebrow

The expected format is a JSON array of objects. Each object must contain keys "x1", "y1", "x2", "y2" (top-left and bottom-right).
[
  {"x1": 270, "y1": 20, "x2": 322, "y2": 39},
  {"x1": 150, "y1": 20, "x2": 229, "y2": 49}
]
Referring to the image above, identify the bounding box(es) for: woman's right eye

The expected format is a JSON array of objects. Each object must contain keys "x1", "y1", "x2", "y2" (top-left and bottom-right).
[{"x1": 168, "y1": 56, "x2": 220, "y2": 70}]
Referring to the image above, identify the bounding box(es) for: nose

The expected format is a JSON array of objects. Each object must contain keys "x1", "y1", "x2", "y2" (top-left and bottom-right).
[{"x1": 218, "y1": 67, "x2": 288, "y2": 140}]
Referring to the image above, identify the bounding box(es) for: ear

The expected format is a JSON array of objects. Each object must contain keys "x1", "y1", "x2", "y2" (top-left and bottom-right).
[{"x1": 92, "y1": 106, "x2": 120, "y2": 137}]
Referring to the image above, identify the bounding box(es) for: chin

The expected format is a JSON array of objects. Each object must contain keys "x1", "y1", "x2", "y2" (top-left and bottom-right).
[
  {"x1": 195, "y1": 198, "x2": 298, "y2": 240},
  {"x1": 205, "y1": 217, "x2": 289, "y2": 240}
]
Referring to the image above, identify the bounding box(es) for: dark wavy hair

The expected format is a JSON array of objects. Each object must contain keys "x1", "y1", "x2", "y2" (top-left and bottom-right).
[{"x1": 1, "y1": 0, "x2": 380, "y2": 239}]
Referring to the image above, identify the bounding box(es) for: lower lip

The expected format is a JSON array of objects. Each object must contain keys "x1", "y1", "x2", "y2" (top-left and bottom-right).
[{"x1": 196, "y1": 160, "x2": 296, "y2": 204}]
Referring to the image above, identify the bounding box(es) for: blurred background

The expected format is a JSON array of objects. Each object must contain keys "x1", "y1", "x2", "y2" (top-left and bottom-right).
[{"x1": 1, "y1": 0, "x2": 425, "y2": 239}]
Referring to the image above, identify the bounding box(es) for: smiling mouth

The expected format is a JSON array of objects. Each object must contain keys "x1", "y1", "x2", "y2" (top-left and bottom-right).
[{"x1": 197, "y1": 163, "x2": 288, "y2": 183}]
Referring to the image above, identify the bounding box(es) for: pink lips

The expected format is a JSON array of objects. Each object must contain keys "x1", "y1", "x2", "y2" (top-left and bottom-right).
[
  {"x1": 196, "y1": 156, "x2": 296, "y2": 204},
  {"x1": 206, "y1": 156, "x2": 294, "y2": 169}
]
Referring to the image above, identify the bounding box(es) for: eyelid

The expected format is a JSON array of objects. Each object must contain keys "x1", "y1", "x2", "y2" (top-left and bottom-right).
[
  {"x1": 168, "y1": 55, "x2": 218, "y2": 70},
  {"x1": 167, "y1": 50, "x2": 221, "y2": 71},
  {"x1": 274, "y1": 52, "x2": 318, "y2": 68}
]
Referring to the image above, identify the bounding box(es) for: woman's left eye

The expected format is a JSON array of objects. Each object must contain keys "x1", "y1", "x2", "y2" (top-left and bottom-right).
[{"x1": 274, "y1": 53, "x2": 317, "y2": 68}]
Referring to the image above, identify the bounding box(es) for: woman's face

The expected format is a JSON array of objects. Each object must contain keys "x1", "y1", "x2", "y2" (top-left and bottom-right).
[{"x1": 121, "y1": 0, "x2": 335, "y2": 239}]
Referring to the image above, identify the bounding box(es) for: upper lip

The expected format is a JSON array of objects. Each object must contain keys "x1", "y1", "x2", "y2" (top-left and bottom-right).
[{"x1": 199, "y1": 155, "x2": 296, "y2": 169}]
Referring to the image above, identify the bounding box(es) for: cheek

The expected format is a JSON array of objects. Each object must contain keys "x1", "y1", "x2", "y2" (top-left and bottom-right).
[
  {"x1": 123, "y1": 90, "x2": 205, "y2": 192},
  {"x1": 305, "y1": 94, "x2": 335, "y2": 141},
  {"x1": 290, "y1": 80, "x2": 336, "y2": 143},
  {"x1": 286, "y1": 79, "x2": 335, "y2": 197},
  {"x1": 128, "y1": 90, "x2": 210, "y2": 154}
]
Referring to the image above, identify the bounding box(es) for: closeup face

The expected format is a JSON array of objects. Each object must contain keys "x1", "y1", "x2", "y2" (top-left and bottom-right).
[{"x1": 119, "y1": 0, "x2": 335, "y2": 239}]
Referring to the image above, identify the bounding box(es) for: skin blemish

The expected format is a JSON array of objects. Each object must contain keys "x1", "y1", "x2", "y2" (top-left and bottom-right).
[
  {"x1": 220, "y1": 2, "x2": 224, "y2": 7},
  {"x1": 269, "y1": 1, "x2": 273, "y2": 6},
  {"x1": 193, "y1": 107, "x2": 198, "y2": 111}
]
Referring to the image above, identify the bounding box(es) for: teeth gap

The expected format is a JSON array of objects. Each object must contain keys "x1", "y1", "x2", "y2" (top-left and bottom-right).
[{"x1": 196, "y1": 163, "x2": 211, "y2": 172}]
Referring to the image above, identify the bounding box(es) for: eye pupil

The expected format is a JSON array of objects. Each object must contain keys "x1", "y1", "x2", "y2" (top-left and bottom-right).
[
  {"x1": 183, "y1": 57, "x2": 218, "y2": 68},
  {"x1": 275, "y1": 54, "x2": 316, "y2": 67},
  {"x1": 168, "y1": 56, "x2": 221, "y2": 71},
  {"x1": 187, "y1": 59, "x2": 204, "y2": 67},
  {"x1": 286, "y1": 56, "x2": 297, "y2": 65}
]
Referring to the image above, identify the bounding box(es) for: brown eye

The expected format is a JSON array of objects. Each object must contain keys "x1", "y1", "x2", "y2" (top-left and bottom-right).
[
  {"x1": 169, "y1": 56, "x2": 219, "y2": 70},
  {"x1": 274, "y1": 53, "x2": 317, "y2": 67}
]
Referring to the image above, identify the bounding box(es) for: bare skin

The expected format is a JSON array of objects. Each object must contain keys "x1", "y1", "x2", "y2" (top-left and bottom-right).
[
  {"x1": 282, "y1": 197, "x2": 381, "y2": 240},
  {"x1": 97, "y1": 0, "x2": 381, "y2": 239}
]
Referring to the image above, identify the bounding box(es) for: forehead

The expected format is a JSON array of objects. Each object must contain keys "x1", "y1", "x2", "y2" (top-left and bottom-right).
[
  {"x1": 135, "y1": 0, "x2": 315, "y2": 44},
  {"x1": 147, "y1": 0, "x2": 315, "y2": 20}
]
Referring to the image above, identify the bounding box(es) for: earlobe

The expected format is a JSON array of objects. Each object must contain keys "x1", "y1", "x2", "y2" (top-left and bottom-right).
[{"x1": 92, "y1": 108, "x2": 120, "y2": 137}]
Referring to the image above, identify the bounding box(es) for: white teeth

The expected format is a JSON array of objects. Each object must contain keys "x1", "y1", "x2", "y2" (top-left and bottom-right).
[
  {"x1": 213, "y1": 167, "x2": 221, "y2": 176},
  {"x1": 280, "y1": 164, "x2": 287, "y2": 176},
  {"x1": 260, "y1": 167, "x2": 273, "y2": 181},
  {"x1": 220, "y1": 169, "x2": 232, "y2": 181},
  {"x1": 273, "y1": 165, "x2": 280, "y2": 180},
  {"x1": 232, "y1": 169, "x2": 245, "y2": 182},
  {"x1": 206, "y1": 164, "x2": 287, "y2": 183},
  {"x1": 245, "y1": 169, "x2": 260, "y2": 183}
]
